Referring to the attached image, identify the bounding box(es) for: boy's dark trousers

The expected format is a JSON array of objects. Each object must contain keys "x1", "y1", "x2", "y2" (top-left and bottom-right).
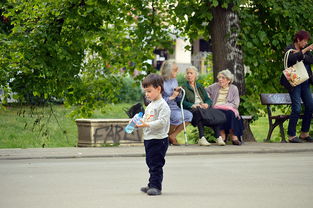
[{"x1": 144, "y1": 138, "x2": 169, "y2": 191}]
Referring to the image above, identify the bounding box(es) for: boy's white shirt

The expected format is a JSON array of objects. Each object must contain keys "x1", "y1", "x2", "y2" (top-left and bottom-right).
[{"x1": 142, "y1": 97, "x2": 170, "y2": 140}]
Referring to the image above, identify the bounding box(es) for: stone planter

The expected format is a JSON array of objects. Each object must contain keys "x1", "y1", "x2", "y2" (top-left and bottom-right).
[{"x1": 76, "y1": 119, "x2": 143, "y2": 147}]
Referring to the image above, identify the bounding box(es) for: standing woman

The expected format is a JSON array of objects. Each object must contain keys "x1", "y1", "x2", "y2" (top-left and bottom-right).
[
  {"x1": 280, "y1": 30, "x2": 313, "y2": 143},
  {"x1": 206, "y1": 69, "x2": 243, "y2": 145},
  {"x1": 160, "y1": 60, "x2": 193, "y2": 145}
]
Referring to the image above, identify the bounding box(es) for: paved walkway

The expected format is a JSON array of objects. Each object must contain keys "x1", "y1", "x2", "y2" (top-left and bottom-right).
[{"x1": 1, "y1": 142, "x2": 313, "y2": 160}]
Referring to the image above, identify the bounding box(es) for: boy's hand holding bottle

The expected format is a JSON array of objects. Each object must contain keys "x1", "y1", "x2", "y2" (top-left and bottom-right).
[
  {"x1": 124, "y1": 112, "x2": 144, "y2": 134},
  {"x1": 136, "y1": 120, "x2": 149, "y2": 128}
]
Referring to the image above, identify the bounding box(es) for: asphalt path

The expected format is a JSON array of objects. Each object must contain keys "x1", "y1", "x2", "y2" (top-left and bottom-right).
[{"x1": 1, "y1": 152, "x2": 313, "y2": 208}]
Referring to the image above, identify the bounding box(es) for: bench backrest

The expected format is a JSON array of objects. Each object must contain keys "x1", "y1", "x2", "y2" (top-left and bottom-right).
[
  {"x1": 260, "y1": 93, "x2": 292, "y2": 105},
  {"x1": 260, "y1": 93, "x2": 313, "y2": 105}
]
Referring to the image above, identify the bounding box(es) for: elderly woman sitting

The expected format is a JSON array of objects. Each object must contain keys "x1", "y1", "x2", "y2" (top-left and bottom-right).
[
  {"x1": 181, "y1": 66, "x2": 226, "y2": 146},
  {"x1": 205, "y1": 69, "x2": 243, "y2": 145}
]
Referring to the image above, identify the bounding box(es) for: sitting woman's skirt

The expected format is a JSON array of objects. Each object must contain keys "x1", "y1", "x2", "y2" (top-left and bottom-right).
[
  {"x1": 189, "y1": 108, "x2": 221, "y2": 138},
  {"x1": 219, "y1": 110, "x2": 244, "y2": 137}
]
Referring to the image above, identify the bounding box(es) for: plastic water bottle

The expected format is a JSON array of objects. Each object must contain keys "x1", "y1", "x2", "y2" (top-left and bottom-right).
[{"x1": 124, "y1": 112, "x2": 143, "y2": 134}]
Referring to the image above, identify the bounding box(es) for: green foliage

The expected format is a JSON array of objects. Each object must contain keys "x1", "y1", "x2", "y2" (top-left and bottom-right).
[
  {"x1": 0, "y1": 0, "x2": 174, "y2": 117},
  {"x1": 117, "y1": 76, "x2": 143, "y2": 104},
  {"x1": 174, "y1": 0, "x2": 313, "y2": 119},
  {"x1": 2, "y1": 0, "x2": 313, "y2": 120},
  {"x1": 239, "y1": 0, "x2": 313, "y2": 115},
  {"x1": 177, "y1": 71, "x2": 214, "y2": 87},
  {"x1": 170, "y1": 0, "x2": 248, "y2": 42},
  {"x1": 171, "y1": 0, "x2": 313, "y2": 120}
]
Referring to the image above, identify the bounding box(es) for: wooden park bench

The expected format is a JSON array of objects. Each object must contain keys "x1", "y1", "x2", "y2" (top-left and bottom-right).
[
  {"x1": 76, "y1": 119, "x2": 143, "y2": 147},
  {"x1": 260, "y1": 93, "x2": 313, "y2": 143}
]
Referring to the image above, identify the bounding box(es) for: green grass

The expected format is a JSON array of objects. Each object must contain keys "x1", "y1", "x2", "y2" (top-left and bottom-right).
[
  {"x1": 0, "y1": 103, "x2": 133, "y2": 148},
  {"x1": 0, "y1": 103, "x2": 289, "y2": 148},
  {"x1": 250, "y1": 116, "x2": 287, "y2": 143}
]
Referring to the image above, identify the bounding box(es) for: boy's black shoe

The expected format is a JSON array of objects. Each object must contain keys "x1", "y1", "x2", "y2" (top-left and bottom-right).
[
  {"x1": 140, "y1": 187, "x2": 149, "y2": 193},
  {"x1": 288, "y1": 137, "x2": 303, "y2": 143},
  {"x1": 300, "y1": 136, "x2": 313, "y2": 142},
  {"x1": 147, "y1": 188, "x2": 161, "y2": 196}
]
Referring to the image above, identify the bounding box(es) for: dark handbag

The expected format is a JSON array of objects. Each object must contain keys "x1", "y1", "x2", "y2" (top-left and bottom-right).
[{"x1": 198, "y1": 107, "x2": 226, "y2": 126}]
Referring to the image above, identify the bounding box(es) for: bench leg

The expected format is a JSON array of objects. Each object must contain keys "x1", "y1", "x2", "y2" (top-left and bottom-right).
[
  {"x1": 265, "y1": 124, "x2": 275, "y2": 142},
  {"x1": 265, "y1": 118, "x2": 289, "y2": 142},
  {"x1": 279, "y1": 123, "x2": 287, "y2": 143}
]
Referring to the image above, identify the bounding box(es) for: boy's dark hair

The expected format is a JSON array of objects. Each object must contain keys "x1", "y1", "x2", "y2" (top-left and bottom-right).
[{"x1": 142, "y1": 73, "x2": 164, "y2": 93}]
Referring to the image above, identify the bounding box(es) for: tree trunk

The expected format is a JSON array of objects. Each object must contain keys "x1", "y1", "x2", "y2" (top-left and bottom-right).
[
  {"x1": 242, "y1": 117, "x2": 256, "y2": 142},
  {"x1": 211, "y1": 5, "x2": 255, "y2": 142},
  {"x1": 211, "y1": 5, "x2": 245, "y2": 95}
]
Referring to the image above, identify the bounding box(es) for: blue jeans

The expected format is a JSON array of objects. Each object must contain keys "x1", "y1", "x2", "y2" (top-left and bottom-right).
[{"x1": 288, "y1": 80, "x2": 313, "y2": 137}]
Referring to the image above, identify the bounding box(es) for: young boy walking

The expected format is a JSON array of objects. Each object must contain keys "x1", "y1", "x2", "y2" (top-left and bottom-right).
[{"x1": 136, "y1": 73, "x2": 171, "y2": 196}]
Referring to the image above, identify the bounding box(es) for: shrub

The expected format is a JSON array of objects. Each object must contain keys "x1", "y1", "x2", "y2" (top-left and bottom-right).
[{"x1": 117, "y1": 76, "x2": 143, "y2": 103}]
